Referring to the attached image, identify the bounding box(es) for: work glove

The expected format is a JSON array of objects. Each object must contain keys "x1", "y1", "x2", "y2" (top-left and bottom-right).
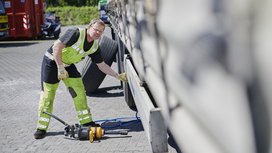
[
  {"x1": 117, "y1": 73, "x2": 128, "y2": 82},
  {"x1": 57, "y1": 64, "x2": 69, "y2": 80}
]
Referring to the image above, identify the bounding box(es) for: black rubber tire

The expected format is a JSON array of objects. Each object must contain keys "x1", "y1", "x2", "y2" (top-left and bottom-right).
[
  {"x1": 123, "y1": 81, "x2": 136, "y2": 111},
  {"x1": 82, "y1": 36, "x2": 118, "y2": 94},
  {"x1": 116, "y1": 37, "x2": 125, "y2": 74}
]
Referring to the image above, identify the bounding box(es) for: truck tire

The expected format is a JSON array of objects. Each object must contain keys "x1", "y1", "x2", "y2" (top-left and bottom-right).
[
  {"x1": 123, "y1": 78, "x2": 136, "y2": 111},
  {"x1": 116, "y1": 37, "x2": 125, "y2": 74},
  {"x1": 115, "y1": 37, "x2": 136, "y2": 110},
  {"x1": 82, "y1": 36, "x2": 118, "y2": 94}
]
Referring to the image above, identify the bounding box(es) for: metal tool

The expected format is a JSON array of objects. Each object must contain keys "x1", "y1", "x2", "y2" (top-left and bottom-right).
[{"x1": 43, "y1": 111, "x2": 128, "y2": 143}]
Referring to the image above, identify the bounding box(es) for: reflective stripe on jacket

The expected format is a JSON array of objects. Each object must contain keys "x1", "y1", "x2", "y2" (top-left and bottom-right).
[{"x1": 61, "y1": 28, "x2": 99, "y2": 65}]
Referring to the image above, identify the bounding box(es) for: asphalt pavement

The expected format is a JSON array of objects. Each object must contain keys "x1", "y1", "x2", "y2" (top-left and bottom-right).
[{"x1": 0, "y1": 26, "x2": 179, "y2": 153}]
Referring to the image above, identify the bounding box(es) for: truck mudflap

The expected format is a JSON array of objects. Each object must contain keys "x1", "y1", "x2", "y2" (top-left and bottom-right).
[{"x1": 125, "y1": 56, "x2": 168, "y2": 153}]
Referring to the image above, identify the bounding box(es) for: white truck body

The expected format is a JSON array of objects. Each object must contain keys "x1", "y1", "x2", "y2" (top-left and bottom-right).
[{"x1": 104, "y1": 0, "x2": 272, "y2": 153}]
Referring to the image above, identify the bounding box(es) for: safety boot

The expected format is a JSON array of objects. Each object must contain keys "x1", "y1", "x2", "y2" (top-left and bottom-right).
[{"x1": 34, "y1": 129, "x2": 46, "y2": 139}]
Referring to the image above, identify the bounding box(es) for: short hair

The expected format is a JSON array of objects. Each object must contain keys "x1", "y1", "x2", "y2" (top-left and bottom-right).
[{"x1": 87, "y1": 18, "x2": 105, "y2": 29}]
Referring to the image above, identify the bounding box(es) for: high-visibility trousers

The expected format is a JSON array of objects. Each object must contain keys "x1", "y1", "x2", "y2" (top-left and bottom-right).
[{"x1": 36, "y1": 55, "x2": 93, "y2": 131}]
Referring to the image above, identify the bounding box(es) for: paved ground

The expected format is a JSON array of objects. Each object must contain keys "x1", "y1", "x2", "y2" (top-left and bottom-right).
[{"x1": 0, "y1": 26, "x2": 179, "y2": 153}]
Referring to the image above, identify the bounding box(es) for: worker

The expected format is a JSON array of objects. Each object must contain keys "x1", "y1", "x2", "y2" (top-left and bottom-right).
[{"x1": 34, "y1": 19, "x2": 127, "y2": 139}]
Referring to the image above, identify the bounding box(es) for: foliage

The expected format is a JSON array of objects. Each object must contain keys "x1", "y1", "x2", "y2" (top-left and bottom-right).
[
  {"x1": 46, "y1": 0, "x2": 99, "y2": 7},
  {"x1": 46, "y1": 6, "x2": 99, "y2": 26}
]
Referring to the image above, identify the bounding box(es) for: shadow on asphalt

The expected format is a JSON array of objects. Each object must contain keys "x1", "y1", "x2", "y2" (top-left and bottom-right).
[
  {"x1": 0, "y1": 42, "x2": 39, "y2": 48},
  {"x1": 0, "y1": 37, "x2": 58, "y2": 48},
  {"x1": 65, "y1": 135, "x2": 133, "y2": 143},
  {"x1": 99, "y1": 135, "x2": 132, "y2": 141},
  {"x1": 86, "y1": 85, "x2": 124, "y2": 98}
]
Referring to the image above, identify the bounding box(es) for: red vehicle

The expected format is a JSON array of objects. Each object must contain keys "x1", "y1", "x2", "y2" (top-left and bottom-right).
[
  {"x1": 0, "y1": 0, "x2": 8, "y2": 38},
  {"x1": 3, "y1": 0, "x2": 45, "y2": 39}
]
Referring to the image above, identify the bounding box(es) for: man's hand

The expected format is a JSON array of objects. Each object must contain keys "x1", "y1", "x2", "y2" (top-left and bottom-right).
[
  {"x1": 57, "y1": 65, "x2": 69, "y2": 80},
  {"x1": 117, "y1": 73, "x2": 127, "y2": 82}
]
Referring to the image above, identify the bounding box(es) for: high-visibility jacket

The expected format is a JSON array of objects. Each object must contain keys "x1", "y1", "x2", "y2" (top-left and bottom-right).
[{"x1": 62, "y1": 28, "x2": 99, "y2": 65}]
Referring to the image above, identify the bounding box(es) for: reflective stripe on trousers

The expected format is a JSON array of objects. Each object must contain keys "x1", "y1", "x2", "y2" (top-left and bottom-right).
[
  {"x1": 62, "y1": 78, "x2": 92, "y2": 124},
  {"x1": 37, "y1": 82, "x2": 59, "y2": 130}
]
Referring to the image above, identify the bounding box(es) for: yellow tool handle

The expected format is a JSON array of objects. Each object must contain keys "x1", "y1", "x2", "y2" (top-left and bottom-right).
[{"x1": 89, "y1": 127, "x2": 104, "y2": 143}]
